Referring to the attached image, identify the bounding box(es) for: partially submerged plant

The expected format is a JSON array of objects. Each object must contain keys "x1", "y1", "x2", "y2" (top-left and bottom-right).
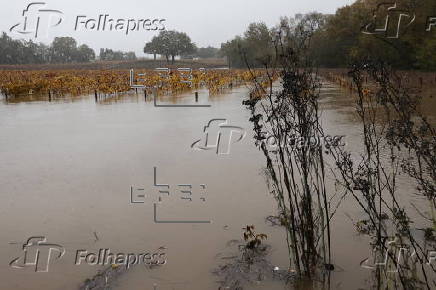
[
  {"x1": 326, "y1": 59, "x2": 436, "y2": 289},
  {"x1": 242, "y1": 225, "x2": 268, "y2": 251},
  {"x1": 213, "y1": 226, "x2": 273, "y2": 289},
  {"x1": 243, "y1": 14, "x2": 337, "y2": 283}
]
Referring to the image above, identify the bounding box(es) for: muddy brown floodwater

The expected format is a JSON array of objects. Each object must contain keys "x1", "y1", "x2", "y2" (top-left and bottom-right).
[{"x1": 0, "y1": 82, "x2": 433, "y2": 289}]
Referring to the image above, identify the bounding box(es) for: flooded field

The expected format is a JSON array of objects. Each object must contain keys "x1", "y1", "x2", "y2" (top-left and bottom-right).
[{"x1": 0, "y1": 82, "x2": 433, "y2": 290}]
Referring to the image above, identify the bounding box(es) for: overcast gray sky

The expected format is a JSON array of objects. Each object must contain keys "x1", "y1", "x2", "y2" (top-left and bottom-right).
[{"x1": 1, "y1": 0, "x2": 355, "y2": 56}]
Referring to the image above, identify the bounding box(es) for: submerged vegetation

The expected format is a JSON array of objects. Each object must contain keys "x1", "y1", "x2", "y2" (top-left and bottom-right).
[
  {"x1": 0, "y1": 69, "x2": 273, "y2": 98},
  {"x1": 326, "y1": 60, "x2": 436, "y2": 289},
  {"x1": 243, "y1": 14, "x2": 335, "y2": 284},
  {"x1": 214, "y1": 226, "x2": 276, "y2": 289},
  {"x1": 0, "y1": 1, "x2": 434, "y2": 289},
  {"x1": 239, "y1": 9, "x2": 435, "y2": 290}
]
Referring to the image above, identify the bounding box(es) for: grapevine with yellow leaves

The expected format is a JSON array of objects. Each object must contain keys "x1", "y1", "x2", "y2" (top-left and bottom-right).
[{"x1": 0, "y1": 69, "x2": 278, "y2": 98}]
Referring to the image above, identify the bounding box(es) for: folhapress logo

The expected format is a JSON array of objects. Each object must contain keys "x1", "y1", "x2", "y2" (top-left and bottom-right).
[
  {"x1": 9, "y1": 236, "x2": 65, "y2": 272},
  {"x1": 10, "y1": 2, "x2": 64, "y2": 38},
  {"x1": 75, "y1": 16, "x2": 166, "y2": 35},
  {"x1": 362, "y1": 2, "x2": 436, "y2": 37},
  {"x1": 10, "y1": 2, "x2": 166, "y2": 39},
  {"x1": 362, "y1": 2, "x2": 415, "y2": 38},
  {"x1": 191, "y1": 119, "x2": 246, "y2": 155}
]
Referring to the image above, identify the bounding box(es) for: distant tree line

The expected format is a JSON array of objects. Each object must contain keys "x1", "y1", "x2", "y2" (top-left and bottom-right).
[
  {"x1": 220, "y1": 0, "x2": 436, "y2": 70},
  {"x1": 0, "y1": 33, "x2": 137, "y2": 64},
  {"x1": 0, "y1": 33, "x2": 95, "y2": 64},
  {"x1": 310, "y1": 0, "x2": 436, "y2": 69},
  {"x1": 99, "y1": 48, "x2": 137, "y2": 61},
  {"x1": 143, "y1": 30, "x2": 223, "y2": 62},
  {"x1": 196, "y1": 46, "x2": 220, "y2": 58},
  {"x1": 220, "y1": 22, "x2": 274, "y2": 68}
]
